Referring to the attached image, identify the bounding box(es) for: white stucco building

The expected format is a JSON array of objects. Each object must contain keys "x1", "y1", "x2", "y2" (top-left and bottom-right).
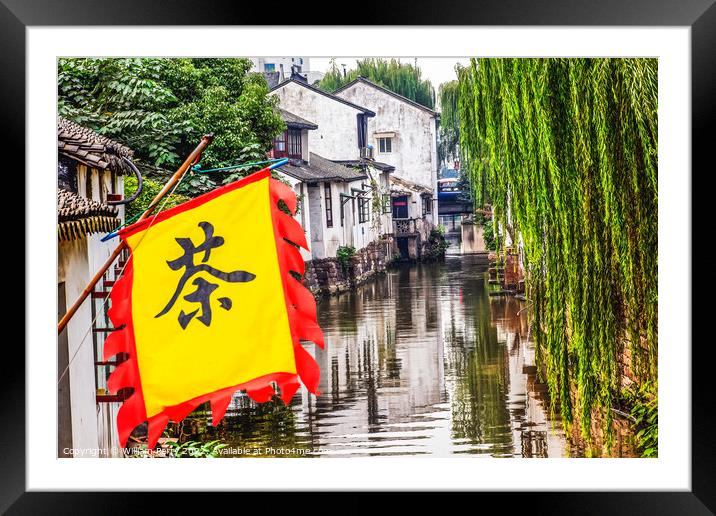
[
  {"x1": 333, "y1": 77, "x2": 440, "y2": 259},
  {"x1": 270, "y1": 84, "x2": 393, "y2": 261},
  {"x1": 270, "y1": 78, "x2": 376, "y2": 162},
  {"x1": 271, "y1": 107, "x2": 392, "y2": 260},
  {"x1": 57, "y1": 118, "x2": 135, "y2": 457}
]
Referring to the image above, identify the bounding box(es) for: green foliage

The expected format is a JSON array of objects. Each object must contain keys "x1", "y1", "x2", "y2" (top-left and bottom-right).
[
  {"x1": 318, "y1": 58, "x2": 435, "y2": 109},
  {"x1": 631, "y1": 387, "x2": 659, "y2": 457},
  {"x1": 58, "y1": 58, "x2": 285, "y2": 197},
  {"x1": 165, "y1": 439, "x2": 227, "y2": 458},
  {"x1": 457, "y1": 58, "x2": 658, "y2": 443},
  {"x1": 438, "y1": 78, "x2": 461, "y2": 163},
  {"x1": 336, "y1": 245, "x2": 357, "y2": 268},
  {"x1": 622, "y1": 382, "x2": 658, "y2": 457},
  {"x1": 424, "y1": 227, "x2": 449, "y2": 260},
  {"x1": 124, "y1": 175, "x2": 191, "y2": 221},
  {"x1": 482, "y1": 219, "x2": 497, "y2": 251}
]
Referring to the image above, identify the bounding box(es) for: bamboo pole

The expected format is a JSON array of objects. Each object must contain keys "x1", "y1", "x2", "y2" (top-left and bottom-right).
[{"x1": 57, "y1": 134, "x2": 214, "y2": 335}]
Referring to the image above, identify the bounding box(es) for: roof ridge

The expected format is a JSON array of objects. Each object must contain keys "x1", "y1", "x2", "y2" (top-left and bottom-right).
[
  {"x1": 270, "y1": 78, "x2": 376, "y2": 117},
  {"x1": 333, "y1": 76, "x2": 438, "y2": 116}
]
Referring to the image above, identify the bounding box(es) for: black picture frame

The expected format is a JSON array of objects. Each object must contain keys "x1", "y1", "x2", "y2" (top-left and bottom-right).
[{"x1": 6, "y1": 0, "x2": 711, "y2": 511}]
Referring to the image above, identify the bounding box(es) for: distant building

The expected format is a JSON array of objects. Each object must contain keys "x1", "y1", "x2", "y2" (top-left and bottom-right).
[
  {"x1": 57, "y1": 117, "x2": 137, "y2": 458},
  {"x1": 333, "y1": 77, "x2": 440, "y2": 258},
  {"x1": 250, "y1": 57, "x2": 324, "y2": 87}
]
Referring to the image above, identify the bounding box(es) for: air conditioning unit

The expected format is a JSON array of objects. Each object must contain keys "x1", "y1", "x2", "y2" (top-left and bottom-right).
[{"x1": 360, "y1": 146, "x2": 374, "y2": 160}]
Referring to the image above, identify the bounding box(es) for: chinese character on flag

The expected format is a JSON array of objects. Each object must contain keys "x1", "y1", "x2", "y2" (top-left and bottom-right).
[{"x1": 104, "y1": 168, "x2": 323, "y2": 448}]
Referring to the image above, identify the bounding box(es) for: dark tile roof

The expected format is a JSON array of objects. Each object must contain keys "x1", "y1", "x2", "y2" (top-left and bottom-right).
[
  {"x1": 58, "y1": 189, "x2": 118, "y2": 221},
  {"x1": 333, "y1": 77, "x2": 439, "y2": 117},
  {"x1": 277, "y1": 107, "x2": 318, "y2": 130},
  {"x1": 57, "y1": 117, "x2": 134, "y2": 173},
  {"x1": 57, "y1": 189, "x2": 119, "y2": 240},
  {"x1": 390, "y1": 174, "x2": 433, "y2": 195},
  {"x1": 270, "y1": 78, "x2": 376, "y2": 117},
  {"x1": 277, "y1": 153, "x2": 367, "y2": 183},
  {"x1": 336, "y1": 159, "x2": 395, "y2": 172}
]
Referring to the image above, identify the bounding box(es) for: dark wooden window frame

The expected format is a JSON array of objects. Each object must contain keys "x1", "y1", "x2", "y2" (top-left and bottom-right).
[
  {"x1": 358, "y1": 195, "x2": 370, "y2": 223},
  {"x1": 422, "y1": 195, "x2": 432, "y2": 216},
  {"x1": 392, "y1": 195, "x2": 409, "y2": 219},
  {"x1": 378, "y1": 137, "x2": 393, "y2": 153},
  {"x1": 324, "y1": 182, "x2": 333, "y2": 228}
]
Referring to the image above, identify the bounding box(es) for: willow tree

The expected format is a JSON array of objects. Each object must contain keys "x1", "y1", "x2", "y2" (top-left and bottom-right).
[
  {"x1": 317, "y1": 58, "x2": 435, "y2": 109},
  {"x1": 438, "y1": 79, "x2": 461, "y2": 164},
  {"x1": 458, "y1": 58, "x2": 658, "y2": 443}
]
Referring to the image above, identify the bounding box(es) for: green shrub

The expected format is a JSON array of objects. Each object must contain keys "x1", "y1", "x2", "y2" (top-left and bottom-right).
[
  {"x1": 424, "y1": 227, "x2": 449, "y2": 260},
  {"x1": 336, "y1": 245, "x2": 356, "y2": 268}
]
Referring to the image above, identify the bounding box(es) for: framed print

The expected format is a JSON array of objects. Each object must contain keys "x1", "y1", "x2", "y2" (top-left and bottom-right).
[{"x1": 6, "y1": 0, "x2": 712, "y2": 511}]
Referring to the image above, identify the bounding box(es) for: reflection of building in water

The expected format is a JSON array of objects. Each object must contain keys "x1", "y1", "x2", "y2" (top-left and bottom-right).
[
  {"x1": 440, "y1": 260, "x2": 513, "y2": 455},
  {"x1": 308, "y1": 264, "x2": 446, "y2": 446}
]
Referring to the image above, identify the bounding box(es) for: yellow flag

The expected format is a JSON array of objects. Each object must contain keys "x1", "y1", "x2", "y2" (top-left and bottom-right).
[{"x1": 104, "y1": 169, "x2": 323, "y2": 447}]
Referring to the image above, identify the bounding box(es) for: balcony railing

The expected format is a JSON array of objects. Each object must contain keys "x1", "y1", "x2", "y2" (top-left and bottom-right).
[{"x1": 393, "y1": 218, "x2": 420, "y2": 236}]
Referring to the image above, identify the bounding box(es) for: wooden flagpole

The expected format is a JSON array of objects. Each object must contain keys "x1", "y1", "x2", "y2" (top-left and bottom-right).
[{"x1": 57, "y1": 134, "x2": 214, "y2": 335}]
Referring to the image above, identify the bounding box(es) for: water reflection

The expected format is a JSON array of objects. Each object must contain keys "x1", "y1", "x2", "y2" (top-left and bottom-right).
[{"x1": 191, "y1": 255, "x2": 569, "y2": 457}]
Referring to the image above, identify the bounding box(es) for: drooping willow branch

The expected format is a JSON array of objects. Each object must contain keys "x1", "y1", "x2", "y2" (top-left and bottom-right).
[{"x1": 457, "y1": 58, "x2": 658, "y2": 442}]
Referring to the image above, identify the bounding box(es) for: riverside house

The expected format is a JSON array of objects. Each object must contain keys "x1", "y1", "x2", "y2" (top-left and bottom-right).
[
  {"x1": 270, "y1": 78, "x2": 393, "y2": 245},
  {"x1": 269, "y1": 89, "x2": 395, "y2": 293},
  {"x1": 57, "y1": 117, "x2": 135, "y2": 457},
  {"x1": 334, "y1": 77, "x2": 440, "y2": 259}
]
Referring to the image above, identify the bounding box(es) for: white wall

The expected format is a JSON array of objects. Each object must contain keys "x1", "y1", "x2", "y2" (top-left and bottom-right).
[
  {"x1": 271, "y1": 82, "x2": 364, "y2": 161},
  {"x1": 275, "y1": 174, "x2": 383, "y2": 260},
  {"x1": 335, "y1": 82, "x2": 439, "y2": 225},
  {"x1": 58, "y1": 237, "x2": 99, "y2": 456}
]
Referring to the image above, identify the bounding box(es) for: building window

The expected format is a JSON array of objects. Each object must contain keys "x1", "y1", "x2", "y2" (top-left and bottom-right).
[
  {"x1": 273, "y1": 131, "x2": 287, "y2": 156},
  {"x1": 422, "y1": 195, "x2": 432, "y2": 216},
  {"x1": 324, "y1": 183, "x2": 333, "y2": 228},
  {"x1": 288, "y1": 129, "x2": 302, "y2": 159},
  {"x1": 358, "y1": 196, "x2": 370, "y2": 223},
  {"x1": 273, "y1": 129, "x2": 302, "y2": 159},
  {"x1": 357, "y1": 114, "x2": 368, "y2": 149},
  {"x1": 378, "y1": 137, "x2": 392, "y2": 153},
  {"x1": 264, "y1": 63, "x2": 275, "y2": 72},
  {"x1": 382, "y1": 194, "x2": 391, "y2": 214},
  {"x1": 392, "y1": 195, "x2": 409, "y2": 219}
]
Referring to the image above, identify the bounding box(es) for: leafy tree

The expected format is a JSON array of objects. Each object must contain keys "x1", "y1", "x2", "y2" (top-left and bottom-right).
[
  {"x1": 317, "y1": 58, "x2": 435, "y2": 109},
  {"x1": 58, "y1": 58, "x2": 285, "y2": 196},
  {"x1": 123, "y1": 174, "x2": 191, "y2": 221}
]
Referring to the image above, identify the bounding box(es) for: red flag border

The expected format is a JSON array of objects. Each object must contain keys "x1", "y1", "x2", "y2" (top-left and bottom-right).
[{"x1": 104, "y1": 168, "x2": 324, "y2": 449}]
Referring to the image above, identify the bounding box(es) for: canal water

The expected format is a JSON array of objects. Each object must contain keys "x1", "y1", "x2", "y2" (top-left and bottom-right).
[{"x1": 194, "y1": 255, "x2": 572, "y2": 457}]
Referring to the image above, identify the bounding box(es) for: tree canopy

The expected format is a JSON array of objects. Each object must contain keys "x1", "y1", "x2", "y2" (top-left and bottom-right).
[
  {"x1": 317, "y1": 58, "x2": 435, "y2": 109},
  {"x1": 58, "y1": 58, "x2": 285, "y2": 196}
]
